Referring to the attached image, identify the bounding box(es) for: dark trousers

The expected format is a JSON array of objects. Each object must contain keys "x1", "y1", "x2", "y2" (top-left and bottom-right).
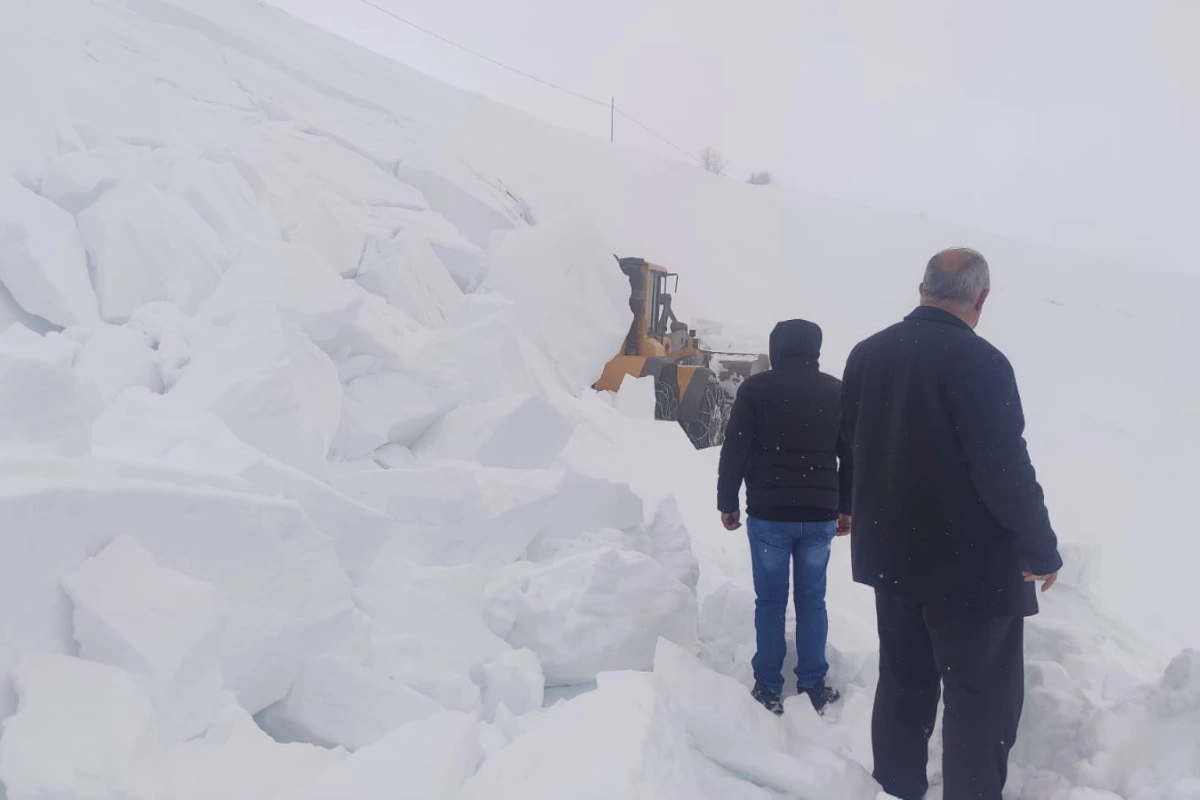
[{"x1": 872, "y1": 590, "x2": 1024, "y2": 800}]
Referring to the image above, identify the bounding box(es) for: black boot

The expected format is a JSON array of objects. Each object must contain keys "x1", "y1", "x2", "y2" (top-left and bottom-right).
[
  {"x1": 800, "y1": 679, "x2": 841, "y2": 714},
  {"x1": 751, "y1": 682, "x2": 784, "y2": 716}
]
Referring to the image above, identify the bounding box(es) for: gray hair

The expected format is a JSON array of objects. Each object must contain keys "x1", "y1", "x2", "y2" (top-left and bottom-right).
[{"x1": 921, "y1": 248, "x2": 990, "y2": 304}]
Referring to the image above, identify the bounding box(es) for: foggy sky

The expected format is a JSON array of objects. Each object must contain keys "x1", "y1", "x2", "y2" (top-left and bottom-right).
[{"x1": 268, "y1": 0, "x2": 1199, "y2": 275}]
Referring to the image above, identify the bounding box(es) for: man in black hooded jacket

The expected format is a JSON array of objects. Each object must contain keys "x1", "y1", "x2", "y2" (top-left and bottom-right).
[{"x1": 717, "y1": 319, "x2": 851, "y2": 715}]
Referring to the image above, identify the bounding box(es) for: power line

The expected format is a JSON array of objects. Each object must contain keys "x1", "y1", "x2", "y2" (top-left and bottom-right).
[{"x1": 352, "y1": 0, "x2": 706, "y2": 166}]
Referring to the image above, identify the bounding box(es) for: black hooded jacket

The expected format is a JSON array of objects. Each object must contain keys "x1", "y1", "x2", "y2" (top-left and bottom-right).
[{"x1": 717, "y1": 320, "x2": 851, "y2": 521}]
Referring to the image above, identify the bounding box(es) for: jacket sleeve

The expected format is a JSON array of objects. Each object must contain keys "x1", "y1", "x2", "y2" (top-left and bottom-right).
[
  {"x1": 837, "y1": 349, "x2": 862, "y2": 516},
  {"x1": 717, "y1": 382, "x2": 755, "y2": 513},
  {"x1": 949, "y1": 349, "x2": 1063, "y2": 575}
]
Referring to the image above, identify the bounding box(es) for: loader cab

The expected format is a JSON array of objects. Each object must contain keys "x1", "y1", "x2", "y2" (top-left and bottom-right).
[{"x1": 618, "y1": 257, "x2": 684, "y2": 357}]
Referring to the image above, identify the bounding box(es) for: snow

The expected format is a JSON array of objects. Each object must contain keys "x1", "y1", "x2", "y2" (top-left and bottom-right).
[
  {"x1": 0, "y1": 175, "x2": 98, "y2": 328},
  {"x1": 0, "y1": 0, "x2": 1194, "y2": 796},
  {"x1": 62, "y1": 535, "x2": 223, "y2": 742}
]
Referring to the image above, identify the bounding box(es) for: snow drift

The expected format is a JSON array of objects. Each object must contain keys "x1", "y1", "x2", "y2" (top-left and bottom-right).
[{"x1": 0, "y1": 0, "x2": 1195, "y2": 797}]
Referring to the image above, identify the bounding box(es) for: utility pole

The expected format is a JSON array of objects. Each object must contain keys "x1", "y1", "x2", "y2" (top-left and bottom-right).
[{"x1": 610, "y1": 97, "x2": 615, "y2": 143}]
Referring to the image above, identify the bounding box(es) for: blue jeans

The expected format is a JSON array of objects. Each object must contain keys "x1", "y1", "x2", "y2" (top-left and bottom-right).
[{"x1": 747, "y1": 517, "x2": 836, "y2": 695}]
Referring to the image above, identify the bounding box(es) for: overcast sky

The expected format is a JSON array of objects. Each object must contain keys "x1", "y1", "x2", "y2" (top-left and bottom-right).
[{"x1": 269, "y1": 0, "x2": 1199, "y2": 274}]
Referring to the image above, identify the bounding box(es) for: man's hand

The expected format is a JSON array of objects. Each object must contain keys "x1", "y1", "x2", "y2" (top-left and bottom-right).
[
  {"x1": 836, "y1": 514, "x2": 852, "y2": 536},
  {"x1": 721, "y1": 511, "x2": 742, "y2": 531},
  {"x1": 1023, "y1": 570, "x2": 1058, "y2": 592}
]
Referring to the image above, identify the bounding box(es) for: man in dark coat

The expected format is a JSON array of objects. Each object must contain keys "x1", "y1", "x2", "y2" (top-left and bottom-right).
[
  {"x1": 717, "y1": 319, "x2": 852, "y2": 715},
  {"x1": 841, "y1": 248, "x2": 1063, "y2": 800}
]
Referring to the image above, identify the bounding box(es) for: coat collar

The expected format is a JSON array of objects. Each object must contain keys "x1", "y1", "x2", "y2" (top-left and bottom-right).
[{"x1": 904, "y1": 305, "x2": 975, "y2": 333}]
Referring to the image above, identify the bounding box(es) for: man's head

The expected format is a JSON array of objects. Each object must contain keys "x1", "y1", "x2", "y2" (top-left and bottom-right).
[{"x1": 919, "y1": 248, "x2": 991, "y2": 328}]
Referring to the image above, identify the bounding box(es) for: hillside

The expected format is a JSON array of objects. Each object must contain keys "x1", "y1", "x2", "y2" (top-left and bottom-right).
[{"x1": 0, "y1": 0, "x2": 1196, "y2": 798}]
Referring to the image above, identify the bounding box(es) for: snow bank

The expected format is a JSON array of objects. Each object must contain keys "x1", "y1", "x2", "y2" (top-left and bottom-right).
[
  {"x1": 483, "y1": 222, "x2": 631, "y2": 393},
  {"x1": 416, "y1": 393, "x2": 574, "y2": 469},
  {"x1": 0, "y1": 175, "x2": 98, "y2": 327},
  {"x1": 62, "y1": 536, "x2": 223, "y2": 742}
]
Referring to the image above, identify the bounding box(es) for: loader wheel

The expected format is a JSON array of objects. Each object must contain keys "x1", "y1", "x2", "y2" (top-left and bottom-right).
[
  {"x1": 654, "y1": 378, "x2": 679, "y2": 422},
  {"x1": 680, "y1": 377, "x2": 730, "y2": 449}
]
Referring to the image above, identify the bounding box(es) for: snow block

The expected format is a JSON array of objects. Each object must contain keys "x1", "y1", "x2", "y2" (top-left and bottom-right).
[
  {"x1": 614, "y1": 374, "x2": 656, "y2": 420},
  {"x1": 481, "y1": 648, "x2": 544, "y2": 719},
  {"x1": 463, "y1": 671, "x2": 703, "y2": 800},
  {"x1": 0, "y1": 653, "x2": 157, "y2": 800},
  {"x1": 354, "y1": 228, "x2": 462, "y2": 328},
  {"x1": 332, "y1": 365, "x2": 462, "y2": 458},
  {"x1": 0, "y1": 322, "x2": 97, "y2": 452},
  {"x1": 168, "y1": 306, "x2": 342, "y2": 478},
  {"x1": 0, "y1": 460, "x2": 355, "y2": 714},
  {"x1": 417, "y1": 393, "x2": 573, "y2": 470},
  {"x1": 74, "y1": 323, "x2": 162, "y2": 403},
  {"x1": 262, "y1": 656, "x2": 443, "y2": 751},
  {"x1": 77, "y1": 176, "x2": 227, "y2": 320},
  {"x1": 296, "y1": 711, "x2": 477, "y2": 800},
  {"x1": 501, "y1": 547, "x2": 699, "y2": 685},
  {"x1": 62, "y1": 535, "x2": 223, "y2": 742},
  {"x1": 201, "y1": 241, "x2": 363, "y2": 344},
  {"x1": 483, "y1": 222, "x2": 631, "y2": 393},
  {"x1": 0, "y1": 175, "x2": 99, "y2": 327},
  {"x1": 526, "y1": 472, "x2": 646, "y2": 561},
  {"x1": 334, "y1": 464, "x2": 560, "y2": 567}
]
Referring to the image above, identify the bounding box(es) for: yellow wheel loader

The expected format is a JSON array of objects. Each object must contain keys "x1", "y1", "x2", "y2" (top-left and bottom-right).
[{"x1": 594, "y1": 257, "x2": 769, "y2": 448}]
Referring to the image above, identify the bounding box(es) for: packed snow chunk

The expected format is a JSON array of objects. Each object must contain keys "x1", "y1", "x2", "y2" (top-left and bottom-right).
[
  {"x1": 481, "y1": 648, "x2": 544, "y2": 719},
  {"x1": 38, "y1": 148, "x2": 125, "y2": 213},
  {"x1": 419, "y1": 294, "x2": 559, "y2": 404},
  {"x1": 77, "y1": 176, "x2": 227, "y2": 320},
  {"x1": 74, "y1": 323, "x2": 162, "y2": 403},
  {"x1": 500, "y1": 547, "x2": 698, "y2": 685},
  {"x1": 0, "y1": 322, "x2": 97, "y2": 452},
  {"x1": 652, "y1": 639, "x2": 879, "y2": 799},
  {"x1": 526, "y1": 472, "x2": 645, "y2": 561},
  {"x1": 417, "y1": 393, "x2": 573, "y2": 469},
  {"x1": 296, "y1": 711, "x2": 477, "y2": 800},
  {"x1": 169, "y1": 306, "x2": 342, "y2": 478},
  {"x1": 463, "y1": 671, "x2": 703, "y2": 800},
  {"x1": 332, "y1": 364, "x2": 463, "y2": 458},
  {"x1": 614, "y1": 374, "x2": 656, "y2": 420},
  {"x1": 354, "y1": 228, "x2": 462, "y2": 328},
  {"x1": 483, "y1": 222, "x2": 631, "y2": 393},
  {"x1": 0, "y1": 464, "x2": 354, "y2": 714},
  {"x1": 336, "y1": 464, "x2": 560, "y2": 567},
  {"x1": 643, "y1": 497, "x2": 701, "y2": 591},
  {"x1": 0, "y1": 653, "x2": 157, "y2": 800},
  {"x1": 0, "y1": 174, "x2": 98, "y2": 327},
  {"x1": 201, "y1": 241, "x2": 362, "y2": 344},
  {"x1": 125, "y1": 301, "x2": 198, "y2": 390},
  {"x1": 62, "y1": 536, "x2": 223, "y2": 742},
  {"x1": 262, "y1": 656, "x2": 442, "y2": 751}
]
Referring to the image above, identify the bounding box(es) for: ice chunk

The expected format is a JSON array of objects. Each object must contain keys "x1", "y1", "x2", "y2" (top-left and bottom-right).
[
  {"x1": 500, "y1": 547, "x2": 698, "y2": 685},
  {"x1": 0, "y1": 175, "x2": 99, "y2": 327},
  {"x1": 0, "y1": 458, "x2": 355, "y2": 714},
  {"x1": 62, "y1": 535, "x2": 223, "y2": 742},
  {"x1": 74, "y1": 323, "x2": 162, "y2": 403},
  {"x1": 354, "y1": 228, "x2": 462, "y2": 328},
  {"x1": 261, "y1": 656, "x2": 442, "y2": 751},
  {"x1": 0, "y1": 322, "x2": 98, "y2": 452},
  {"x1": 168, "y1": 306, "x2": 342, "y2": 478},
  {"x1": 614, "y1": 374, "x2": 656, "y2": 420},
  {"x1": 0, "y1": 653, "x2": 157, "y2": 799},
  {"x1": 483, "y1": 222, "x2": 631, "y2": 393},
  {"x1": 481, "y1": 648, "x2": 544, "y2": 719},
  {"x1": 417, "y1": 393, "x2": 573, "y2": 469},
  {"x1": 463, "y1": 671, "x2": 703, "y2": 800},
  {"x1": 200, "y1": 241, "x2": 362, "y2": 344},
  {"x1": 77, "y1": 177, "x2": 227, "y2": 320},
  {"x1": 295, "y1": 712, "x2": 477, "y2": 800}
]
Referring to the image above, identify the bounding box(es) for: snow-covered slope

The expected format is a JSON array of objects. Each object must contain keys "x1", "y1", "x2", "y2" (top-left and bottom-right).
[{"x1": 0, "y1": 0, "x2": 1196, "y2": 798}]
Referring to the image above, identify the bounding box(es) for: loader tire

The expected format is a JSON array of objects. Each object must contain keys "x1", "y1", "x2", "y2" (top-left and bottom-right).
[{"x1": 680, "y1": 376, "x2": 730, "y2": 449}]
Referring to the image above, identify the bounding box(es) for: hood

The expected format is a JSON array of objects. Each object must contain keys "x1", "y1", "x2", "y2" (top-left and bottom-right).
[{"x1": 769, "y1": 319, "x2": 822, "y2": 369}]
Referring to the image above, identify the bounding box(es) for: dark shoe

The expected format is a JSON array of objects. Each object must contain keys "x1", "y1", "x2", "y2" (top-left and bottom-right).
[
  {"x1": 751, "y1": 681, "x2": 784, "y2": 716},
  {"x1": 800, "y1": 679, "x2": 841, "y2": 714}
]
